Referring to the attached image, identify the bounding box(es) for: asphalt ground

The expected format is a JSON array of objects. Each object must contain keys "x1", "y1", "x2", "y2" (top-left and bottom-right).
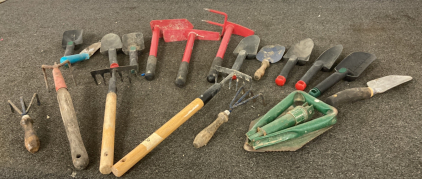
[{"x1": 0, "y1": 0, "x2": 421, "y2": 178}]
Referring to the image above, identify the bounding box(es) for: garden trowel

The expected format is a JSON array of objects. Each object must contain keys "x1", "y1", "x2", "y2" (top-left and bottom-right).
[
  {"x1": 122, "y1": 32, "x2": 145, "y2": 74},
  {"x1": 231, "y1": 35, "x2": 260, "y2": 81},
  {"x1": 62, "y1": 30, "x2": 83, "y2": 56},
  {"x1": 309, "y1": 52, "x2": 376, "y2": 98},
  {"x1": 253, "y1": 45, "x2": 285, "y2": 80},
  {"x1": 275, "y1": 38, "x2": 314, "y2": 86},
  {"x1": 295, "y1": 45, "x2": 343, "y2": 90},
  {"x1": 326, "y1": 75, "x2": 412, "y2": 106}
]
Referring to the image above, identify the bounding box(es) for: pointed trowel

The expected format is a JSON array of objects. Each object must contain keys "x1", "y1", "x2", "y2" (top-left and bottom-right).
[
  {"x1": 275, "y1": 38, "x2": 314, "y2": 86},
  {"x1": 295, "y1": 45, "x2": 343, "y2": 90},
  {"x1": 253, "y1": 45, "x2": 285, "y2": 80},
  {"x1": 325, "y1": 75, "x2": 412, "y2": 106}
]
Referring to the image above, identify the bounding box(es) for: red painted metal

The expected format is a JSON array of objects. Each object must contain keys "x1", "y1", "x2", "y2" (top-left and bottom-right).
[{"x1": 53, "y1": 67, "x2": 67, "y2": 91}]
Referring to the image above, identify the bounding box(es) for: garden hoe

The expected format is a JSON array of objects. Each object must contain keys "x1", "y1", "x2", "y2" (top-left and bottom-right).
[
  {"x1": 203, "y1": 8, "x2": 255, "y2": 83},
  {"x1": 254, "y1": 45, "x2": 285, "y2": 80},
  {"x1": 193, "y1": 86, "x2": 265, "y2": 148},
  {"x1": 41, "y1": 61, "x2": 89, "y2": 170},
  {"x1": 275, "y1": 38, "x2": 314, "y2": 86},
  {"x1": 62, "y1": 30, "x2": 83, "y2": 56},
  {"x1": 8, "y1": 93, "x2": 41, "y2": 153},
  {"x1": 111, "y1": 65, "x2": 252, "y2": 177},
  {"x1": 122, "y1": 32, "x2": 145, "y2": 75},
  {"x1": 145, "y1": 19, "x2": 194, "y2": 80},
  {"x1": 163, "y1": 29, "x2": 220, "y2": 87},
  {"x1": 90, "y1": 33, "x2": 136, "y2": 174},
  {"x1": 309, "y1": 52, "x2": 376, "y2": 97},
  {"x1": 295, "y1": 45, "x2": 343, "y2": 91}
]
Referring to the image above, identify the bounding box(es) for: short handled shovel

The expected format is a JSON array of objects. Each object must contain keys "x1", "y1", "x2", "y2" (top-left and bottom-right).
[
  {"x1": 295, "y1": 45, "x2": 343, "y2": 90},
  {"x1": 145, "y1": 19, "x2": 193, "y2": 80},
  {"x1": 254, "y1": 45, "x2": 285, "y2": 80},
  {"x1": 309, "y1": 52, "x2": 377, "y2": 98},
  {"x1": 122, "y1": 32, "x2": 145, "y2": 75},
  {"x1": 62, "y1": 30, "x2": 83, "y2": 56},
  {"x1": 163, "y1": 29, "x2": 220, "y2": 87}
]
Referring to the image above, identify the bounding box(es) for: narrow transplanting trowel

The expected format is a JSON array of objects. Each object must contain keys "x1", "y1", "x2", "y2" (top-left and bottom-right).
[
  {"x1": 326, "y1": 75, "x2": 413, "y2": 106},
  {"x1": 309, "y1": 52, "x2": 376, "y2": 98},
  {"x1": 295, "y1": 45, "x2": 343, "y2": 91},
  {"x1": 275, "y1": 38, "x2": 314, "y2": 86},
  {"x1": 253, "y1": 45, "x2": 285, "y2": 80},
  {"x1": 122, "y1": 32, "x2": 145, "y2": 74}
]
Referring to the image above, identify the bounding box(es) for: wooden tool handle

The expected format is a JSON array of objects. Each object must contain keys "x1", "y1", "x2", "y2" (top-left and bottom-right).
[
  {"x1": 325, "y1": 87, "x2": 373, "y2": 107},
  {"x1": 254, "y1": 59, "x2": 270, "y2": 80},
  {"x1": 99, "y1": 92, "x2": 117, "y2": 174},
  {"x1": 111, "y1": 98, "x2": 205, "y2": 177},
  {"x1": 193, "y1": 110, "x2": 229, "y2": 148},
  {"x1": 20, "y1": 115, "x2": 40, "y2": 153},
  {"x1": 56, "y1": 88, "x2": 89, "y2": 170}
]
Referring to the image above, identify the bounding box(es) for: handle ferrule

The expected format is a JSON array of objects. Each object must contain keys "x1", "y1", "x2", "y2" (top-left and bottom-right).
[{"x1": 193, "y1": 110, "x2": 230, "y2": 148}]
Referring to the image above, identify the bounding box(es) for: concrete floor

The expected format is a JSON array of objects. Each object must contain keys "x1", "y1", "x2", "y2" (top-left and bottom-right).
[{"x1": 0, "y1": 0, "x2": 421, "y2": 178}]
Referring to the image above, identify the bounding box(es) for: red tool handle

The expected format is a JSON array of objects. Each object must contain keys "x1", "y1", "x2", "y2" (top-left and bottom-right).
[
  {"x1": 216, "y1": 25, "x2": 234, "y2": 59},
  {"x1": 175, "y1": 33, "x2": 196, "y2": 87},
  {"x1": 182, "y1": 33, "x2": 196, "y2": 63},
  {"x1": 149, "y1": 26, "x2": 160, "y2": 57},
  {"x1": 52, "y1": 67, "x2": 67, "y2": 91}
]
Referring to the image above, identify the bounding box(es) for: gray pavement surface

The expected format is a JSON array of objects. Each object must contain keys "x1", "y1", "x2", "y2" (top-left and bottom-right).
[{"x1": 0, "y1": 0, "x2": 421, "y2": 178}]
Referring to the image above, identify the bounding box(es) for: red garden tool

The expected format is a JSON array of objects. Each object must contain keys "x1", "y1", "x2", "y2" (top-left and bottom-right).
[
  {"x1": 203, "y1": 8, "x2": 255, "y2": 83},
  {"x1": 163, "y1": 29, "x2": 220, "y2": 87},
  {"x1": 145, "y1": 19, "x2": 194, "y2": 81},
  {"x1": 8, "y1": 93, "x2": 41, "y2": 153}
]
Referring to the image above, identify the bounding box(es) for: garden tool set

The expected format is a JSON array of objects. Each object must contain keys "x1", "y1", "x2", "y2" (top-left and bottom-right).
[
  {"x1": 8, "y1": 93, "x2": 41, "y2": 153},
  {"x1": 193, "y1": 86, "x2": 265, "y2": 148},
  {"x1": 145, "y1": 19, "x2": 194, "y2": 80},
  {"x1": 4, "y1": 8, "x2": 409, "y2": 177},
  {"x1": 204, "y1": 8, "x2": 255, "y2": 83},
  {"x1": 254, "y1": 45, "x2": 285, "y2": 80},
  {"x1": 41, "y1": 61, "x2": 89, "y2": 170},
  {"x1": 163, "y1": 29, "x2": 220, "y2": 87}
]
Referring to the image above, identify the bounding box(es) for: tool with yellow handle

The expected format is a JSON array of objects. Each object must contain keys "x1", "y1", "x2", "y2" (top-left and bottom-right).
[
  {"x1": 111, "y1": 66, "x2": 252, "y2": 177},
  {"x1": 42, "y1": 61, "x2": 89, "y2": 170},
  {"x1": 193, "y1": 86, "x2": 264, "y2": 148},
  {"x1": 8, "y1": 93, "x2": 41, "y2": 153}
]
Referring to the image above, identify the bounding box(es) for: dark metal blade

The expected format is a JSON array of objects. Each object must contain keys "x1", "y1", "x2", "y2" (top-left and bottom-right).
[
  {"x1": 62, "y1": 30, "x2": 83, "y2": 48},
  {"x1": 314, "y1": 45, "x2": 343, "y2": 71},
  {"x1": 256, "y1": 45, "x2": 285, "y2": 63},
  {"x1": 335, "y1": 52, "x2": 376, "y2": 79},
  {"x1": 122, "y1": 32, "x2": 145, "y2": 55},
  {"x1": 283, "y1": 38, "x2": 314, "y2": 62},
  {"x1": 233, "y1": 35, "x2": 260, "y2": 58},
  {"x1": 100, "y1": 33, "x2": 123, "y2": 54}
]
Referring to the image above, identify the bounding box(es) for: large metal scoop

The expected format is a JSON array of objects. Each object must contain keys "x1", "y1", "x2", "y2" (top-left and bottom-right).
[
  {"x1": 295, "y1": 45, "x2": 343, "y2": 91},
  {"x1": 275, "y1": 38, "x2": 314, "y2": 86},
  {"x1": 309, "y1": 52, "x2": 377, "y2": 97},
  {"x1": 145, "y1": 19, "x2": 194, "y2": 81},
  {"x1": 163, "y1": 29, "x2": 220, "y2": 87},
  {"x1": 62, "y1": 30, "x2": 83, "y2": 56},
  {"x1": 253, "y1": 45, "x2": 285, "y2": 80},
  {"x1": 122, "y1": 32, "x2": 145, "y2": 74}
]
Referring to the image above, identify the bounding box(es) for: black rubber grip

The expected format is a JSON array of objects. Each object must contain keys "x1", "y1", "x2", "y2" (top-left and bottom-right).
[
  {"x1": 175, "y1": 61, "x2": 189, "y2": 87},
  {"x1": 300, "y1": 62, "x2": 323, "y2": 84},
  {"x1": 145, "y1": 55, "x2": 157, "y2": 81},
  {"x1": 325, "y1": 87, "x2": 372, "y2": 107},
  {"x1": 207, "y1": 57, "x2": 223, "y2": 83},
  {"x1": 279, "y1": 56, "x2": 298, "y2": 78},
  {"x1": 64, "y1": 44, "x2": 75, "y2": 56},
  {"x1": 199, "y1": 83, "x2": 222, "y2": 105},
  {"x1": 108, "y1": 49, "x2": 118, "y2": 65},
  {"x1": 311, "y1": 70, "x2": 348, "y2": 97}
]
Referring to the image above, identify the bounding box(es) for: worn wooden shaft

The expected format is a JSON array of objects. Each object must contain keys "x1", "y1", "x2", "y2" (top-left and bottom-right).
[
  {"x1": 111, "y1": 98, "x2": 205, "y2": 177},
  {"x1": 99, "y1": 92, "x2": 117, "y2": 174},
  {"x1": 254, "y1": 59, "x2": 270, "y2": 80},
  {"x1": 20, "y1": 115, "x2": 40, "y2": 153},
  {"x1": 193, "y1": 111, "x2": 229, "y2": 148},
  {"x1": 57, "y1": 88, "x2": 89, "y2": 170}
]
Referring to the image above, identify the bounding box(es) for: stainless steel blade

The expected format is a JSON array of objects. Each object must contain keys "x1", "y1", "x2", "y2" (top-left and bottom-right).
[{"x1": 367, "y1": 75, "x2": 412, "y2": 94}]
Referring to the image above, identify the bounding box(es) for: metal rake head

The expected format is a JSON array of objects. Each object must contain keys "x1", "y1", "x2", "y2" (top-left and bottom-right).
[
  {"x1": 8, "y1": 93, "x2": 40, "y2": 116},
  {"x1": 214, "y1": 65, "x2": 253, "y2": 91},
  {"x1": 90, "y1": 65, "x2": 138, "y2": 85}
]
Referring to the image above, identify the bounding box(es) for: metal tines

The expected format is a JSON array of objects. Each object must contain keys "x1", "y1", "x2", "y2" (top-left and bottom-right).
[
  {"x1": 229, "y1": 86, "x2": 265, "y2": 112},
  {"x1": 214, "y1": 65, "x2": 253, "y2": 91},
  {"x1": 8, "y1": 93, "x2": 40, "y2": 115},
  {"x1": 41, "y1": 60, "x2": 76, "y2": 92},
  {"x1": 90, "y1": 65, "x2": 137, "y2": 85}
]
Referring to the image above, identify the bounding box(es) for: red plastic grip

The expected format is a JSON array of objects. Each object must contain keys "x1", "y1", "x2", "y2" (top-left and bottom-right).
[
  {"x1": 275, "y1": 75, "x2": 286, "y2": 86},
  {"x1": 295, "y1": 80, "x2": 307, "y2": 91},
  {"x1": 149, "y1": 26, "x2": 160, "y2": 57},
  {"x1": 52, "y1": 67, "x2": 67, "y2": 91},
  {"x1": 216, "y1": 25, "x2": 234, "y2": 58}
]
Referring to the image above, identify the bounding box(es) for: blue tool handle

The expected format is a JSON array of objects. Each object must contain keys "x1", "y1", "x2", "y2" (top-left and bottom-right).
[{"x1": 60, "y1": 53, "x2": 90, "y2": 64}]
